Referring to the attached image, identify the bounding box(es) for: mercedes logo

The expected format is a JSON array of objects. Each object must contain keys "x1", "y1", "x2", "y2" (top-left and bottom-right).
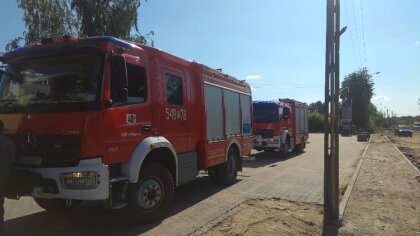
[{"x1": 22, "y1": 132, "x2": 37, "y2": 150}]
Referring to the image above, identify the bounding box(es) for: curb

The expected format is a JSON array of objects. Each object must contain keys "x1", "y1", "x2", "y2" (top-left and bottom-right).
[
  {"x1": 394, "y1": 145, "x2": 420, "y2": 174},
  {"x1": 339, "y1": 139, "x2": 370, "y2": 219}
]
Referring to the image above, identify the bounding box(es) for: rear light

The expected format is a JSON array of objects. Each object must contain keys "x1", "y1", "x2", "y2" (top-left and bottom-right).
[{"x1": 60, "y1": 171, "x2": 100, "y2": 190}]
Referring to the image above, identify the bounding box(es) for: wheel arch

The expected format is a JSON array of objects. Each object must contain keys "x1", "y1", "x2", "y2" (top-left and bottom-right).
[
  {"x1": 281, "y1": 130, "x2": 291, "y2": 145},
  {"x1": 226, "y1": 138, "x2": 242, "y2": 171},
  {"x1": 226, "y1": 139, "x2": 241, "y2": 160},
  {"x1": 121, "y1": 136, "x2": 178, "y2": 186}
]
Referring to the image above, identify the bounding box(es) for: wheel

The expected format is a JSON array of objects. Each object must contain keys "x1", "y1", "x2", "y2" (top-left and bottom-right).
[
  {"x1": 127, "y1": 163, "x2": 174, "y2": 223},
  {"x1": 293, "y1": 138, "x2": 305, "y2": 153},
  {"x1": 212, "y1": 148, "x2": 238, "y2": 185},
  {"x1": 33, "y1": 198, "x2": 81, "y2": 213},
  {"x1": 280, "y1": 137, "x2": 290, "y2": 157}
]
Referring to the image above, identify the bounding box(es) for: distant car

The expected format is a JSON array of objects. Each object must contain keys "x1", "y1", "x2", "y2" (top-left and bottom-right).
[{"x1": 394, "y1": 125, "x2": 413, "y2": 137}]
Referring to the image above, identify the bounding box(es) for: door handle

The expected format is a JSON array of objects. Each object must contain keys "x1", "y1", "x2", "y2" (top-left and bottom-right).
[{"x1": 142, "y1": 124, "x2": 152, "y2": 132}]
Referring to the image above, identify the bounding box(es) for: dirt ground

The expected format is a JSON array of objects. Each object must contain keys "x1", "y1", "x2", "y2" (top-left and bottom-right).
[
  {"x1": 387, "y1": 130, "x2": 420, "y2": 169},
  {"x1": 205, "y1": 132, "x2": 420, "y2": 235},
  {"x1": 339, "y1": 133, "x2": 420, "y2": 235},
  {"x1": 205, "y1": 199, "x2": 323, "y2": 236}
]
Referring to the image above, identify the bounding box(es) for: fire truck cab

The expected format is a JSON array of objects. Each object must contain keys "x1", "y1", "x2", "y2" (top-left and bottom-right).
[{"x1": 0, "y1": 36, "x2": 253, "y2": 222}]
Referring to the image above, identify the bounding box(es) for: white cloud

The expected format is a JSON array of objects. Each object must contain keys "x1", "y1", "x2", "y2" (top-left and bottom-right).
[
  {"x1": 371, "y1": 95, "x2": 389, "y2": 101},
  {"x1": 246, "y1": 75, "x2": 261, "y2": 80}
]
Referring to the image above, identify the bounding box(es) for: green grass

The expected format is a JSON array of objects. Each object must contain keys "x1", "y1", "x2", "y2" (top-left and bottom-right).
[{"x1": 339, "y1": 184, "x2": 348, "y2": 202}]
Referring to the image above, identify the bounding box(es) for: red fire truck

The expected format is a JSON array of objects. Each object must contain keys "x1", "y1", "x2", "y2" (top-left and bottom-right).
[
  {"x1": 0, "y1": 36, "x2": 253, "y2": 221},
  {"x1": 253, "y1": 99, "x2": 309, "y2": 154}
]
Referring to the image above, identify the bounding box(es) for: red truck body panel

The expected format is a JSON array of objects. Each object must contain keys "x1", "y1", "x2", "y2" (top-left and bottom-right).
[{"x1": 0, "y1": 36, "x2": 252, "y2": 172}]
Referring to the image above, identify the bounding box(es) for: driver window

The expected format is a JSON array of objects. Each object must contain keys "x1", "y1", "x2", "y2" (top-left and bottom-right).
[{"x1": 126, "y1": 63, "x2": 147, "y2": 103}]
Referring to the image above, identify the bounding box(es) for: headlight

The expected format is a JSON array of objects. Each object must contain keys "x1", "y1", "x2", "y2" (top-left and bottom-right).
[
  {"x1": 60, "y1": 171, "x2": 100, "y2": 190},
  {"x1": 268, "y1": 138, "x2": 279, "y2": 144}
]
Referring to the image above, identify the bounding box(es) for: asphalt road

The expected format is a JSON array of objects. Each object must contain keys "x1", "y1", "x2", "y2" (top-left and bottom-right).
[{"x1": 4, "y1": 133, "x2": 366, "y2": 236}]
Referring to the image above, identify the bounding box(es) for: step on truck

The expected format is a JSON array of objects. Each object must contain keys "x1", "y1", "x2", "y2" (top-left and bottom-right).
[
  {"x1": 0, "y1": 36, "x2": 253, "y2": 222},
  {"x1": 253, "y1": 99, "x2": 309, "y2": 154}
]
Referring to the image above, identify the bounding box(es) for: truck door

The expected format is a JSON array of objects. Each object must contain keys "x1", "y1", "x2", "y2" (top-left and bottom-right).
[
  {"x1": 103, "y1": 58, "x2": 152, "y2": 164},
  {"x1": 160, "y1": 69, "x2": 188, "y2": 153}
]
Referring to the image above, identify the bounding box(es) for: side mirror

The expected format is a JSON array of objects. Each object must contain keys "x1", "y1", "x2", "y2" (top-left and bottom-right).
[
  {"x1": 283, "y1": 107, "x2": 291, "y2": 119},
  {"x1": 110, "y1": 56, "x2": 128, "y2": 103}
]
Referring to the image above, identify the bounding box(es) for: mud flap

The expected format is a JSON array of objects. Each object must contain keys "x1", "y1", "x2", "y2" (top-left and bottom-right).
[{"x1": 238, "y1": 155, "x2": 242, "y2": 171}]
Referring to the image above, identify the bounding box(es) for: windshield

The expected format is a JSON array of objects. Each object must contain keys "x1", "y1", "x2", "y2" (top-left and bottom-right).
[
  {"x1": 253, "y1": 103, "x2": 279, "y2": 122},
  {"x1": 0, "y1": 54, "x2": 103, "y2": 113}
]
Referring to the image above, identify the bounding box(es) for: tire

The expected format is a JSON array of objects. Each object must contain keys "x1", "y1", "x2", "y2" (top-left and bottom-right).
[
  {"x1": 208, "y1": 168, "x2": 219, "y2": 184},
  {"x1": 213, "y1": 148, "x2": 238, "y2": 185},
  {"x1": 293, "y1": 138, "x2": 305, "y2": 153},
  {"x1": 33, "y1": 198, "x2": 81, "y2": 213},
  {"x1": 127, "y1": 163, "x2": 174, "y2": 223},
  {"x1": 280, "y1": 137, "x2": 290, "y2": 157}
]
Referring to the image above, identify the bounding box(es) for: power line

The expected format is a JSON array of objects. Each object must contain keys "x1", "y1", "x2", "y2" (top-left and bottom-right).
[
  {"x1": 359, "y1": 0, "x2": 367, "y2": 65},
  {"x1": 350, "y1": 0, "x2": 363, "y2": 68},
  {"x1": 343, "y1": 0, "x2": 359, "y2": 70}
]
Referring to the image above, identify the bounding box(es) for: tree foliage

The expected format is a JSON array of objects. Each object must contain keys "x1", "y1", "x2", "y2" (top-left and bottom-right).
[
  {"x1": 71, "y1": 0, "x2": 144, "y2": 39},
  {"x1": 340, "y1": 67, "x2": 375, "y2": 130},
  {"x1": 308, "y1": 112, "x2": 324, "y2": 133},
  {"x1": 17, "y1": 0, "x2": 77, "y2": 44},
  {"x1": 6, "y1": 0, "x2": 152, "y2": 51},
  {"x1": 308, "y1": 101, "x2": 324, "y2": 113}
]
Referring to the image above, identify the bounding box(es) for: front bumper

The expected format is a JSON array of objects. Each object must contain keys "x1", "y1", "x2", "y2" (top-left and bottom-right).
[
  {"x1": 28, "y1": 158, "x2": 109, "y2": 200},
  {"x1": 253, "y1": 135, "x2": 281, "y2": 149}
]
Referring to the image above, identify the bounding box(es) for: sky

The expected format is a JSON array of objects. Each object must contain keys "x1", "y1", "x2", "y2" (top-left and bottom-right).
[{"x1": 0, "y1": 0, "x2": 419, "y2": 116}]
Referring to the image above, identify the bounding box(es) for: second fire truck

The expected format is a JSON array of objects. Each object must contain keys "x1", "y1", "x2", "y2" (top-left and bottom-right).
[{"x1": 253, "y1": 99, "x2": 309, "y2": 154}]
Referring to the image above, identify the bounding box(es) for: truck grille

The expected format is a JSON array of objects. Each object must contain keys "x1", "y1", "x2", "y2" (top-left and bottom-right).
[
  {"x1": 10, "y1": 134, "x2": 81, "y2": 168},
  {"x1": 254, "y1": 129, "x2": 273, "y2": 139}
]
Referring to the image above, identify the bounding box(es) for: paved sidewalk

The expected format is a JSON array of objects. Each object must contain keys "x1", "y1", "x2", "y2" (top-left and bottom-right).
[{"x1": 340, "y1": 134, "x2": 420, "y2": 235}]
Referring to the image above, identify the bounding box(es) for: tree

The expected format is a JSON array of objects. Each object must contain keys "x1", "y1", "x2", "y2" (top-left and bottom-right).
[
  {"x1": 71, "y1": 0, "x2": 148, "y2": 41},
  {"x1": 5, "y1": 36, "x2": 24, "y2": 52},
  {"x1": 6, "y1": 0, "x2": 152, "y2": 51},
  {"x1": 340, "y1": 68, "x2": 374, "y2": 130},
  {"x1": 308, "y1": 112, "x2": 324, "y2": 133},
  {"x1": 17, "y1": 0, "x2": 77, "y2": 45},
  {"x1": 309, "y1": 101, "x2": 324, "y2": 113}
]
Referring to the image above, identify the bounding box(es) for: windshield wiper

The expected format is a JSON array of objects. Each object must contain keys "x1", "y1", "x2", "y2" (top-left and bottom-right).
[
  {"x1": 0, "y1": 99, "x2": 18, "y2": 103},
  {"x1": 0, "y1": 99, "x2": 25, "y2": 112}
]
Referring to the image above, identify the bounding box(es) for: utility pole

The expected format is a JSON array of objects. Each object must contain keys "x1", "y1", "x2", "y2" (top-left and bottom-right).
[{"x1": 324, "y1": 0, "x2": 346, "y2": 234}]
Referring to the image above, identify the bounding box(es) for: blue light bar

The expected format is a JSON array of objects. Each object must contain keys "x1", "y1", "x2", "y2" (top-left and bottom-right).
[{"x1": 253, "y1": 100, "x2": 277, "y2": 104}]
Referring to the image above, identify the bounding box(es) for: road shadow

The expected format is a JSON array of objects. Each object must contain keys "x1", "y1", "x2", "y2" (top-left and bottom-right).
[
  {"x1": 4, "y1": 175, "x2": 241, "y2": 236},
  {"x1": 243, "y1": 150, "x2": 304, "y2": 168}
]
